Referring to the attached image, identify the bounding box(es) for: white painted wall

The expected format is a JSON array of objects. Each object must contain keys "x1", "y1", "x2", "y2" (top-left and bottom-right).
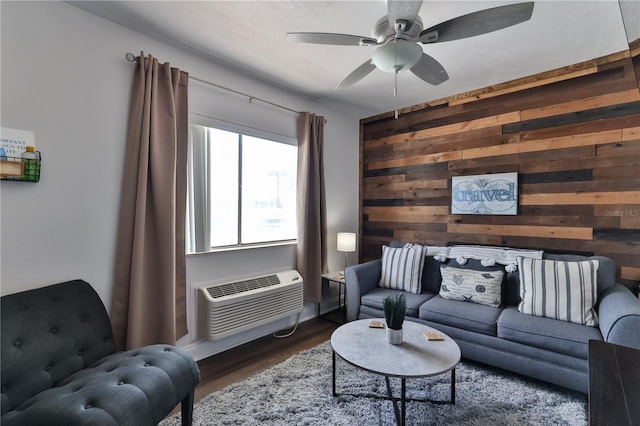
[{"x1": 0, "y1": 1, "x2": 359, "y2": 358}]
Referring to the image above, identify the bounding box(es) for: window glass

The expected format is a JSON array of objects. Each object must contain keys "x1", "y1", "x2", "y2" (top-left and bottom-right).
[
  {"x1": 241, "y1": 136, "x2": 297, "y2": 244},
  {"x1": 209, "y1": 128, "x2": 239, "y2": 247},
  {"x1": 187, "y1": 123, "x2": 297, "y2": 253}
]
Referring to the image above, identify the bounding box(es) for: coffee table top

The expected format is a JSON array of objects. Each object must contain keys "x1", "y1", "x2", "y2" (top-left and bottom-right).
[{"x1": 331, "y1": 319, "x2": 461, "y2": 378}]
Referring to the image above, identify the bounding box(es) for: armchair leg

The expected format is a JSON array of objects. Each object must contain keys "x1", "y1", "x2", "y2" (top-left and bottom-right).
[{"x1": 181, "y1": 391, "x2": 195, "y2": 426}]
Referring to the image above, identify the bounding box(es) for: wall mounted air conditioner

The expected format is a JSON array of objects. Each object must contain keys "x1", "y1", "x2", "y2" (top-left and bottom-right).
[{"x1": 197, "y1": 270, "x2": 303, "y2": 341}]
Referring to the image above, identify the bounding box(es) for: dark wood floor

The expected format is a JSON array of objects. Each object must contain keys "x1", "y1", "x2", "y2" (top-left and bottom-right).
[{"x1": 192, "y1": 317, "x2": 339, "y2": 404}]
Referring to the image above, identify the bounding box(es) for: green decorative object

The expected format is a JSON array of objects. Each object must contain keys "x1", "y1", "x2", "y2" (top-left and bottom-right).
[
  {"x1": 21, "y1": 146, "x2": 40, "y2": 182},
  {"x1": 383, "y1": 294, "x2": 406, "y2": 330}
]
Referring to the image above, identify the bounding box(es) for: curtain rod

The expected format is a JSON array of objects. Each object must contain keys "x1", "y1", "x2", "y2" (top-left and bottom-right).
[{"x1": 125, "y1": 52, "x2": 301, "y2": 115}]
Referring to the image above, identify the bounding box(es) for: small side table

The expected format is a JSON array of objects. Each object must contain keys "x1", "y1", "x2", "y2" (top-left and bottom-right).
[{"x1": 319, "y1": 273, "x2": 346, "y2": 324}]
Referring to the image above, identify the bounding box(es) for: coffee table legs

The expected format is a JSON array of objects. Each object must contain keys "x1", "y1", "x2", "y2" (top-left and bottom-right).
[
  {"x1": 385, "y1": 377, "x2": 407, "y2": 426},
  {"x1": 451, "y1": 369, "x2": 456, "y2": 405},
  {"x1": 333, "y1": 351, "x2": 456, "y2": 425},
  {"x1": 332, "y1": 350, "x2": 337, "y2": 397},
  {"x1": 386, "y1": 370, "x2": 455, "y2": 425},
  {"x1": 402, "y1": 378, "x2": 406, "y2": 426}
]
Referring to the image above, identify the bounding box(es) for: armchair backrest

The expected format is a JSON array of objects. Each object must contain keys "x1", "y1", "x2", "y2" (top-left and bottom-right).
[{"x1": 1, "y1": 280, "x2": 117, "y2": 415}]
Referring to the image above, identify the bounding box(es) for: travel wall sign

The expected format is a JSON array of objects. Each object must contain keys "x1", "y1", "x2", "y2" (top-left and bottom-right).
[{"x1": 451, "y1": 172, "x2": 518, "y2": 215}]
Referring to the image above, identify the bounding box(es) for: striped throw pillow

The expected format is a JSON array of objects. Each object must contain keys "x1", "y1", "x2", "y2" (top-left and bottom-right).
[
  {"x1": 518, "y1": 257, "x2": 599, "y2": 326},
  {"x1": 379, "y1": 244, "x2": 426, "y2": 294}
]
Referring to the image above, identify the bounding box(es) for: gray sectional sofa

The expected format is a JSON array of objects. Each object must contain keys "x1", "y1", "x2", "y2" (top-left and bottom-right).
[{"x1": 345, "y1": 242, "x2": 640, "y2": 393}]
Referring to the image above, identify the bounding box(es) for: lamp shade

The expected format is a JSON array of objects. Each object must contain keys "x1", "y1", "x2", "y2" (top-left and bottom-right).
[{"x1": 337, "y1": 232, "x2": 356, "y2": 253}]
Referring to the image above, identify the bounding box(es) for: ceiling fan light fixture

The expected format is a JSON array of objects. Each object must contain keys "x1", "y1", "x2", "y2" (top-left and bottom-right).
[
  {"x1": 372, "y1": 40, "x2": 422, "y2": 73},
  {"x1": 289, "y1": 1, "x2": 534, "y2": 89}
]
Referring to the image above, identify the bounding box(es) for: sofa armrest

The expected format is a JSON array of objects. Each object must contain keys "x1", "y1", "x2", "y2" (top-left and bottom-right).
[
  {"x1": 345, "y1": 259, "x2": 381, "y2": 322},
  {"x1": 598, "y1": 283, "x2": 640, "y2": 349}
]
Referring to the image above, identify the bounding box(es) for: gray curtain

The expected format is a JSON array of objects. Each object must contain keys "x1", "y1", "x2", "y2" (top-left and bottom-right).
[
  {"x1": 111, "y1": 53, "x2": 189, "y2": 350},
  {"x1": 296, "y1": 112, "x2": 328, "y2": 303}
]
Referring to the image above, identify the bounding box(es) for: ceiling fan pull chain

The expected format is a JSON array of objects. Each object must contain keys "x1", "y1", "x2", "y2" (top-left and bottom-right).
[
  {"x1": 394, "y1": 37, "x2": 398, "y2": 120},
  {"x1": 394, "y1": 70, "x2": 399, "y2": 120}
]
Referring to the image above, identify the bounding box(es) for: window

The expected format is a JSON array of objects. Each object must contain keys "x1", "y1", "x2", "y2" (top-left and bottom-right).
[{"x1": 186, "y1": 123, "x2": 297, "y2": 253}]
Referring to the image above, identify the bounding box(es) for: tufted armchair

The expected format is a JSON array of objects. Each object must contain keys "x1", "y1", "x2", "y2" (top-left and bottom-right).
[{"x1": 1, "y1": 279, "x2": 200, "y2": 425}]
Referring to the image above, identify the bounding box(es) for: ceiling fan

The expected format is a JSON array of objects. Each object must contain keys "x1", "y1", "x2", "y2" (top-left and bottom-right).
[{"x1": 287, "y1": 1, "x2": 535, "y2": 90}]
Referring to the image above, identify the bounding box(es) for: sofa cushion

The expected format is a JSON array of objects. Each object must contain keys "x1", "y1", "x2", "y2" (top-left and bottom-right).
[
  {"x1": 504, "y1": 268, "x2": 522, "y2": 307},
  {"x1": 421, "y1": 256, "x2": 443, "y2": 294},
  {"x1": 445, "y1": 258, "x2": 510, "y2": 305},
  {"x1": 503, "y1": 253, "x2": 616, "y2": 309},
  {"x1": 362, "y1": 287, "x2": 435, "y2": 318},
  {"x1": 1, "y1": 344, "x2": 200, "y2": 426},
  {"x1": 498, "y1": 307, "x2": 603, "y2": 360},
  {"x1": 419, "y1": 295, "x2": 503, "y2": 336},
  {"x1": 518, "y1": 257, "x2": 599, "y2": 326},
  {"x1": 379, "y1": 244, "x2": 426, "y2": 294},
  {"x1": 388, "y1": 241, "x2": 441, "y2": 293},
  {"x1": 439, "y1": 265, "x2": 504, "y2": 307},
  {"x1": 543, "y1": 254, "x2": 615, "y2": 296}
]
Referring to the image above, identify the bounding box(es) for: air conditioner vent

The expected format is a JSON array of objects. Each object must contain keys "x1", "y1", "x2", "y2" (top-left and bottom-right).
[
  {"x1": 197, "y1": 270, "x2": 303, "y2": 341},
  {"x1": 206, "y1": 274, "x2": 281, "y2": 299}
]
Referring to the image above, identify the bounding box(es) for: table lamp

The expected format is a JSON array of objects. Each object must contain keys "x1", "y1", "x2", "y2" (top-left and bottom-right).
[{"x1": 337, "y1": 232, "x2": 356, "y2": 274}]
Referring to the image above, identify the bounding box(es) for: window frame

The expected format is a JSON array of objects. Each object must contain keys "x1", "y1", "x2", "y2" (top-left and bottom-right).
[{"x1": 186, "y1": 114, "x2": 298, "y2": 254}]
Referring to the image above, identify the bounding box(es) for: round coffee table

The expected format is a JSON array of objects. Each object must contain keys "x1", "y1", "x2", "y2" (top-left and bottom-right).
[{"x1": 331, "y1": 319, "x2": 461, "y2": 426}]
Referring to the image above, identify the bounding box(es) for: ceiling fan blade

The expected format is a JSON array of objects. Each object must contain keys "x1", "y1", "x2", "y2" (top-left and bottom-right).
[
  {"x1": 286, "y1": 32, "x2": 377, "y2": 46},
  {"x1": 388, "y1": 0, "x2": 423, "y2": 34},
  {"x1": 410, "y1": 53, "x2": 449, "y2": 85},
  {"x1": 335, "y1": 60, "x2": 377, "y2": 89},
  {"x1": 419, "y1": 2, "x2": 534, "y2": 44}
]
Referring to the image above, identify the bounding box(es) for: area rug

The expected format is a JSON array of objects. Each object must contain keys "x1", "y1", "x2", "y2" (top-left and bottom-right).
[{"x1": 161, "y1": 341, "x2": 587, "y2": 425}]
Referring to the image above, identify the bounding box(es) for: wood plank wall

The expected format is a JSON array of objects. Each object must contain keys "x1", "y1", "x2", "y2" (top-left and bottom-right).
[{"x1": 359, "y1": 50, "x2": 640, "y2": 290}]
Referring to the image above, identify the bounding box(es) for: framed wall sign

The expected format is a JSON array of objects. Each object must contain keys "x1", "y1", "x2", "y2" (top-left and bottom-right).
[{"x1": 451, "y1": 172, "x2": 518, "y2": 215}]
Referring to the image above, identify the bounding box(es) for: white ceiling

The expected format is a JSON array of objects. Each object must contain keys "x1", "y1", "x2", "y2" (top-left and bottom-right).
[{"x1": 70, "y1": 1, "x2": 635, "y2": 118}]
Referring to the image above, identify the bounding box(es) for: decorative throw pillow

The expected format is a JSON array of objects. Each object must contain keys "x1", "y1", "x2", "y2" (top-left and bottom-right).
[
  {"x1": 439, "y1": 265, "x2": 504, "y2": 307},
  {"x1": 517, "y1": 257, "x2": 599, "y2": 326},
  {"x1": 379, "y1": 244, "x2": 426, "y2": 294}
]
